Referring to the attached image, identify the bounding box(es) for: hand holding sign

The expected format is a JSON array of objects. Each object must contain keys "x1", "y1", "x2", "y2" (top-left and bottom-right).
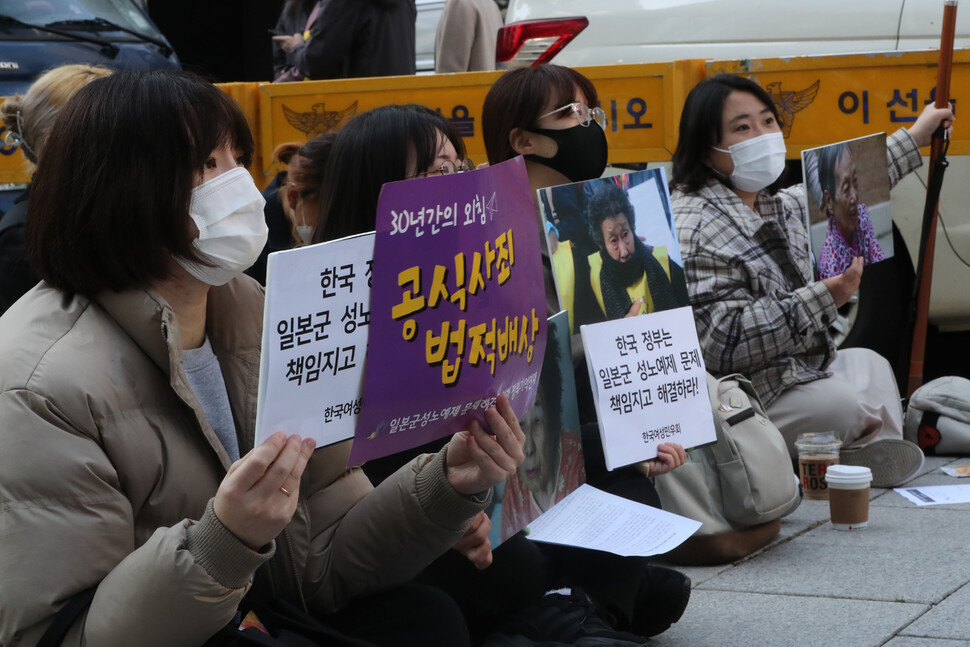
[
  {"x1": 453, "y1": 510, "x2": 493, "y2": 569},
  {"x1": 214, "y1": 431, "x2": 316, "y2": 551},
  {"x1": 445, "y1": 393, "x2": 525, "y2": 496},
  {"x1": 636, "y1": 441, "x2": 687, "y2": 477},
  {"x1": 582, "y1": 306, "x2": 716, "y2": 470}
]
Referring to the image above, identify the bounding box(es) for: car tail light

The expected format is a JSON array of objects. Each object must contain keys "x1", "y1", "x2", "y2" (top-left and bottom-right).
[{"x1": 495, "y1": 17, "x2": 589, "y2": 68}]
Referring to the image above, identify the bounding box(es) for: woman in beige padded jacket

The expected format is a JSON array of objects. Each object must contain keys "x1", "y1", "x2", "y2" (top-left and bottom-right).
[{"x1": 0, "y1": 70, "x2": 523, "y2": 647}]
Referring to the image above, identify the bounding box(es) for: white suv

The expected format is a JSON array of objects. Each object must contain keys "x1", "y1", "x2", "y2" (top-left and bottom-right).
[
  {"x1": 499, "y1": 1, "x2": 970, "y2": 67},
  {"x1": 497, "y1": 0, "x2": 970, "y2": 368}
]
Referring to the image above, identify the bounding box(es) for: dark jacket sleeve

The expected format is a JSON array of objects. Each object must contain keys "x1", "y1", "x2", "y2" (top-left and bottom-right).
[
  {"x1": 0, "y1": 199, "x2": 39, "y2": 316},
  {"x1": 271, "y1": 11, "x2": 289, "y2": 77},
  {"x1": 298, "y1": 0, "x2": 363, "y2": 79}
]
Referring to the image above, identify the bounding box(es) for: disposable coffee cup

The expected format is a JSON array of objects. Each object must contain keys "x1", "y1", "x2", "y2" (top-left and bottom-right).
[
  {"x1": 794, "y1": 432, "x2": 842, "y2": 500},
  {"x1": 825, "y1": 465, "x2": 872, "y2": 530}
]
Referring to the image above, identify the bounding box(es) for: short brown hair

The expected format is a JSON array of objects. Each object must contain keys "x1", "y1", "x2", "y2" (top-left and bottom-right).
[
  {"x1": 482, "y1": 65, "x2": 598, "y2": 165},
  {"x1": 26, "y1": 70, "x2": 254, "y2": 296}
]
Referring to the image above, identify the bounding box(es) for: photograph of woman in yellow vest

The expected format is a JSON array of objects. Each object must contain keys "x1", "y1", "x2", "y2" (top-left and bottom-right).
[{"x1": 544, "y1": 170, "x2": 690, "y2": 333}]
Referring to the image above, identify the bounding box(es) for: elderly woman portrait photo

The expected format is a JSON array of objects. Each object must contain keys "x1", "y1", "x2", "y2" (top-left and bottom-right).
[
  {"x1": 540, "y1": 170, "x2": 690, "y2": 331},
  {"x1": 501, "y1": 313, "x2": 585, "y2": 541},
  {"x1": 803, "y1": 133, "x2": 893, "y2": 280},
  {"x1": 585, "y1": 176, "x2": 690, "y2": 320}
]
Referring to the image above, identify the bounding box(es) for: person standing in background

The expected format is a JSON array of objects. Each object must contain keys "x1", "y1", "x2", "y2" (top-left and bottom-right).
[
  {"x1": 271, "y1": 0, "x2": 318, "y2": 82},
  {"x1": 0, "y1": 64, "x2": 112, "y2": 316},
  {"x1": 434, "y1": 0, "x2": 503, "y2": 73},
  {"x1": 294, "y1": 0, "x2": 417, "y2": 80}
]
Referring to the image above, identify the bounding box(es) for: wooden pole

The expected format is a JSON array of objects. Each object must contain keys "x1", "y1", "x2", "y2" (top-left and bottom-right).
[{"x1": 907, "y1": 0, "x2": 958, "y2": 397}]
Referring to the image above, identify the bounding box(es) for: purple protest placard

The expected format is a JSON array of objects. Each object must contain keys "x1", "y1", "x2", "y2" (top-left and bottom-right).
[{"x1": 350, "y1": 156, "x2": 547, "y2": 464}]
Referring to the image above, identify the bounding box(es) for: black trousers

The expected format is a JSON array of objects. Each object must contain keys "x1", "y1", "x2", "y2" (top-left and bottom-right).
[
  {"x1": 322, "y1": 583, "x2": 471, "y2": 647},
  {"x1": 363, "y1": 424, "x2": 666, "y2": 644}
]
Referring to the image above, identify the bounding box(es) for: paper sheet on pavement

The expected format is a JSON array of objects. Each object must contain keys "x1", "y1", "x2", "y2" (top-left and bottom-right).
[
  {"x1": 525, "y1": 483, "x2": 701, "y2": 557},
  {"x1": 941, "y1": 463, "x2": 970, "y2": 478},
  {"x1": 895, "y1": 484, "x2": 970, "y2": 506}
]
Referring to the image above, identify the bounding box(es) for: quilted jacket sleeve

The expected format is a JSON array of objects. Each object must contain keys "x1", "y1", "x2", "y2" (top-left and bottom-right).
[
  {"x1": 0, "y1": 389, "x2": 271, "y2": 647},
  {"x1": 299, "y1": 443, "x2": 489, "y2": 615}
]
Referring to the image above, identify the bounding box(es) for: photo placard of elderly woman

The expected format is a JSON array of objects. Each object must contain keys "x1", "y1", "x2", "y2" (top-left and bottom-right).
[{"x1": 802, "y1": 133, "x2": 893, "y2": 280}]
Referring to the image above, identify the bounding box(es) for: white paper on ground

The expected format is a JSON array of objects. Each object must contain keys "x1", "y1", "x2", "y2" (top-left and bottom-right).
[
  {"x1": 525, "y1": 483, "x2": 702, "y2": 557},
  {"x1": 895, "y1": 483, "x2": 970, "y2": 506},
  {"x1": 941, "y1": 463, "x2": 970, "y2": 478}
]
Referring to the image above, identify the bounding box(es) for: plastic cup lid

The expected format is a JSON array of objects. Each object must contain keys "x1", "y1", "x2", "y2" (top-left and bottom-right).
[
  {"x1": 824, "y1": 464, "x2": 872, "y2": 484},
  {"x1": 794, "y1": 431, "x2": 843, "y2": 451}
]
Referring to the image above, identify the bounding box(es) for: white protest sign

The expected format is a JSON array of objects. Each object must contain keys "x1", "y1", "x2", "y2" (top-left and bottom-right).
[
  {"x1": 526, "y1": 484, "x2": 702, "y2": 557},
  {"x1": 581, "y1": 305, "x2": 716, "y2": 470},
  {"x1": 256, "y1": 232, "x2": 374, "y2": 447}
]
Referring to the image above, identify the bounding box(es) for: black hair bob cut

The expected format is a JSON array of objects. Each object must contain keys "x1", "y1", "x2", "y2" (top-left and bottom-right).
[
  {"x1": 26, "y1": 69, "x2": 254, "y2": 297},
  {"x1": 312, "y1": 104, "x2": 466, "y2": 244}
]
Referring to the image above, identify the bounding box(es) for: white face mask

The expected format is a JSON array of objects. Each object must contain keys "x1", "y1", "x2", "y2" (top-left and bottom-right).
[
  {"x1": 295, "y1": 202, "x2": 312, "y2": 244},
  {"x1": 712, "y1": 131, "x2": 787, "y2": 192},
  {"x1": 176, "y1": 167, "x2": 268, "y2": 286},
  {"x1": 296, "y1": 225, "x2": 312, "y2": 244}
]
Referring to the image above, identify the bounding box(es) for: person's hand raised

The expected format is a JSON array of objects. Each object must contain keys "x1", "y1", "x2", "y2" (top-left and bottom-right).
[
  {"x1": 445, "y1": 393, "x2": 525, "y2": 496},
  {"x1": 822, "y1": 256, "x2": 863, "y2": 308},
  {"x1": 213, "y1": 431, "x2": 316, "y2": 551},
  {"x1": 908, "y1": 103, "x2": 955, "y2": 147}
]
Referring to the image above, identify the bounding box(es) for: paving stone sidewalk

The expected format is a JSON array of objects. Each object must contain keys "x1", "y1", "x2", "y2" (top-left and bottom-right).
[{"x1": 654, "y1": 455, "x2": 970, "y2": 647}]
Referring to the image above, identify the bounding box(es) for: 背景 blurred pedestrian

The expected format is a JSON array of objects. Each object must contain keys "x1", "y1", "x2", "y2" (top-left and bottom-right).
[{"x1": 434, "y1": 0, "x2": 503, "y2": 73}]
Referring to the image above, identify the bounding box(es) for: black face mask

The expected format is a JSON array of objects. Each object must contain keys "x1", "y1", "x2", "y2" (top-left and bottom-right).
[{"x1": 524, "y1": 122, "x2": 608, "y2": 183}]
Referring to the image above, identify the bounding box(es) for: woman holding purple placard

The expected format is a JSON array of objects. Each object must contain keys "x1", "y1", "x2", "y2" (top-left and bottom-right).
[
  {"x1": 305, "y1": 100, "x2": 689, "y2": 644},
  {"x1": 0, "y1": 71, "x2": 523, "y2": 647}
]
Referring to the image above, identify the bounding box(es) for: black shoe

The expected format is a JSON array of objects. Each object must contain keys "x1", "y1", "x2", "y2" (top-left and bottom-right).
[
  {"x1": 621, "y1": 564, "x2": 691, "y2": 638},
  {"x1": 482, "y1": 587, "x2": 648, "y2": 646}
]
